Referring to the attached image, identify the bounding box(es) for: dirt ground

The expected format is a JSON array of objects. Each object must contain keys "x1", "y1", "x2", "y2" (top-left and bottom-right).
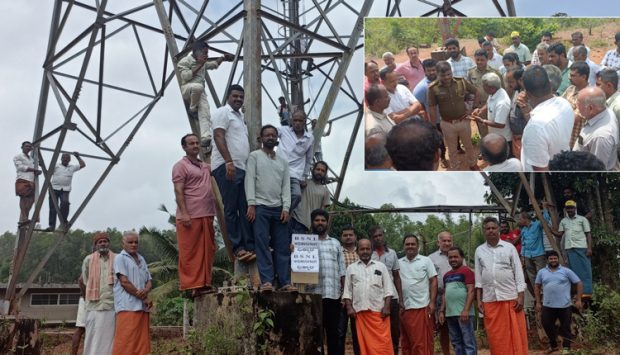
[{"x1": 365, "y1": 22, "x2": 619, "y2": 172}]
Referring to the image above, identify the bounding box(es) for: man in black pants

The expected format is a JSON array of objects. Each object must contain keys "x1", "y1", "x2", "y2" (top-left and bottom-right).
[
  {"x1": 305, "y1": 209, "x2": 346, "y2": 355},
  {"x1": 534, "y1": 250, "x2": 583, "y2": 354}
]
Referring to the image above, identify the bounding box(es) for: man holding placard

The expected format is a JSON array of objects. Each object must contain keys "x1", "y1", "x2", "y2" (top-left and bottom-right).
[{"x1": 305, "y1": 209, "x2": 346, "y2": 355}]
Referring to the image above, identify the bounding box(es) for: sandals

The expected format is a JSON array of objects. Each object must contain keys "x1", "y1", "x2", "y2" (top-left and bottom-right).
[
  {"x1": 260, "y1": 283, "x2": 273, "y2": 293},
  {"x1": 191, "y1": 285, "x2": 217, "y2": 298},
  {"x1": 277, "y1": 284, "x2": 298, "y2": 293},
  {"x1": 235, "y1": 250, "x2": 256, "y2": 263}
]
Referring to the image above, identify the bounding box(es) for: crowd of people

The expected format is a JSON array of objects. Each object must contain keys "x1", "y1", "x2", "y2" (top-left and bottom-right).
[
  {"x1": 365, "y1": 30, "x2": 620, "y2": 171},
  {"x1": 12, "y1": 36, "x2": 598, "y2": 355},
  {"x1": 313, "y1": 204, "x2": 589, "y2": 355}
]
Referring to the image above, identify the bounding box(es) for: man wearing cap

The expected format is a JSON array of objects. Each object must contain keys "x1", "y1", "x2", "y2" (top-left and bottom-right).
[
  {"x1": 505, "y1": 31, "x2": 532, "y2": 66},
  {"x1": 553, "y1": 200, "x2": 593, "y2": 298},
  {"x1": 81, "y1": 232, "x2": 116, "y2": 355},
  {"x1": 177, "y1": 41, "x2": 233, "y2": 148}
]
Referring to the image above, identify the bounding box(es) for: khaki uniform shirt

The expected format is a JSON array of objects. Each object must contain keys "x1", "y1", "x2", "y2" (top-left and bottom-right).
[
  {"x1": 177, "y1": 53, "x2": 219, "y2": 86},
  {"x1": 467, "y1": 66, "x2": 502, "y2": 109},
  {"x1": 427, "y1": 78, "x2": 477, "y2": 120}
]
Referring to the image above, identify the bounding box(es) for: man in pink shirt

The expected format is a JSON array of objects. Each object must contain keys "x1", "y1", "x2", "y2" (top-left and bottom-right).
[
  {"x1": 364, "y1": 60, "x2": 380, "y2": 93},
  {"x1": 395, "y1": 46, "x2": 425, "y2": 91},
  {"x1": 172, "y1": 134, "x2": 218, "y2": 297}
]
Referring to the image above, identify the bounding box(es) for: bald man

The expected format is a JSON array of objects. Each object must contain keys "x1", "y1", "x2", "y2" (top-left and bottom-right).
[
  {"x1": 364, "y1": 61, "x2": 380, "y2": 93},
  {"x1": 365, "y1": 84, "x2": 394, "y2": 136},
  {"x1": 365, "y1": 130, "x2": 393, "y2": 170},
  {"x1": 573, "y1": 87, "x2": 619, "y2": 171},
  {"x1": 481, "y1": 133, "x2": 523, "y2": 172}
]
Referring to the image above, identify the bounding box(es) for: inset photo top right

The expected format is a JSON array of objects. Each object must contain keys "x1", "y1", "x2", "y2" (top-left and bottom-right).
[{"x1": 363, "y1": 17, "x2": 620, "y2": 172}]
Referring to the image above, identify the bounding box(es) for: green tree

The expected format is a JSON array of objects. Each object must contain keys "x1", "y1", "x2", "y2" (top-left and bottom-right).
[{"x1": 486, "y1": 173, "x2": 620, "y2": 289}]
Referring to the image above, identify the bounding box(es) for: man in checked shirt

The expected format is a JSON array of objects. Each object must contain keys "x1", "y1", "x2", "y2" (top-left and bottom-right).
[{"x1": 304, "y1": 209, "x2": 345, "y2": 355}]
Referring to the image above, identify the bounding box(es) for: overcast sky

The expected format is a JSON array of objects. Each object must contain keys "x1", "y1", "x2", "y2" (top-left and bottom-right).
[{"x1": 1, "y1": 1, "x2": 618, "y2": 234}]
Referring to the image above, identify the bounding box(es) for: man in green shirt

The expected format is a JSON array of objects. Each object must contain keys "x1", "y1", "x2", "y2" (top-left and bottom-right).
[
  {"x1": 548, "y1": 42, "x2": 571, "y2": 96},
  {"x1": 245, "y1": 125, "x2": 296, "y2": 293},
  {"x1": 554, "y1": 200, "x2": 593, "y2": 297}
]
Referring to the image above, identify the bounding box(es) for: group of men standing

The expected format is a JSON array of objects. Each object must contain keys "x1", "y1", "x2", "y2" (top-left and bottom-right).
[
  {"x1": 13, "y1": 142, "x2": 85, "y2": 230},
  {"x1": 78, "y1": 231, "x2": 153, "y2": 355},
  {"x1": 306, "y1": 211, "x2": 588, "y2": 355},
  {"x1": 173, "y1": 45, "x2": 329, "y2": 294},
  {"x1": 365, "y1": 30, "x2": 620, "y2": 172}
]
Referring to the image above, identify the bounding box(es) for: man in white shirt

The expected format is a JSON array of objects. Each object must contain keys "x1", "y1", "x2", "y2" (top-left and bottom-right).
[
  {"x1": 573, "y1": 46, "x2": 600, "y2": 87},
  {"x1": 381, "y1": 69, "x2": 423, "y2": 122},
  {"x1": 46, "y1": 152, "x2": 85, "y2": 231},
  {"x1": 278, "y1": 110, "x2": 314, "y2": 212},
  {"x1": 473, "y1": 72, "x2": 512, "y2": 148},
  {"x1": 601, "y1": 32, "x2": 620, "y2": 83},
  {"x1": 428, "y1": 231, "x2": 457, "y2": 355},
  {"x1": 211, "y1": 84, "x2": 254, "y2": 262},
  {"x1": 573, "y1": 87, "x2": 619, "y2": 171},
  {"x1": 521, "y1": 66, "x2": 574, "y2": 171},
  {"x1": 343, "y1": 238, "x2": 395, "y2": 355},
  {"x1": 481, "y1": 134, "x2": 523, "y2": 172},
  {"x1": 567, "y1": 31, "x2": 590, "y2": 62},
  {"x1": 531, "y1": 32, "x2": 552, "y2": 66},
  {"x1": 13, "y1": 141, "x2": 41, "y2": 227},
  {"x1": 398, "y1": 234, "x2": 438, "y2": 355},
  {"x1": 483, "y1": 41, "x2": 503, "y2": 71},
  {"x1": 475, "y1": 216, "x2": 528, "y2": 355}
]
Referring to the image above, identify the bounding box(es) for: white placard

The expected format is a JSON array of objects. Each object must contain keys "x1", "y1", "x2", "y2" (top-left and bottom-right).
[
  {"x1": 292, "y1": 234, "x2": 319, "y2": 250},
  {"x1": 291, "y1": 248, "x2": 319, "y2": 272}
]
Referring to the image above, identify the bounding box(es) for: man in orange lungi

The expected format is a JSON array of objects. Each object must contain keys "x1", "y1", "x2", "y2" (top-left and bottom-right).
[
  {"x1": 342, "y1": 238, "x2": 395, "y2": 355},
  {"x1": 475, "y1": 216, "x2": 528, "y2": 355},
  {"x1": 112, "y1": 231, "x2": 152, "y2": 355},
  {"x1": 398, "y1": 234, "x2": 438, "y2": 355},
  {"x1": 173, "y1": 133, "x2": 218, "y2": 297}
]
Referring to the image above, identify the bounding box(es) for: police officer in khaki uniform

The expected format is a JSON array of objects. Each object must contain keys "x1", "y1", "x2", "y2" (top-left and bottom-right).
[
  {"x1": 467, "y1": 48, "x2": 503, "y2": 138},
  {"x1": 428, "y1": 61, "x2": 479, "y2": 170}
]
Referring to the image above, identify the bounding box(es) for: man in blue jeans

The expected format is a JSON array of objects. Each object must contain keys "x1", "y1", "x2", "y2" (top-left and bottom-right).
[
  {"x1": 440, "y1": 247, "x2": 477, "y2": 355},
  {"x1": 212, "y1": 84, "x2": 254, "y2": 262},
  {"x1": 518, "y1": 211, "x2": 547, "y2": 290},
  {"x1": 245, "y1": 125, "x2": 297, "y2": 292}
]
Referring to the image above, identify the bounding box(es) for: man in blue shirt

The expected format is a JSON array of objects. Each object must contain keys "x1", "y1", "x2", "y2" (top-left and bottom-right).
[
  {"x1": 413, "y1": 58, "x2": 447, "y2": 168},
  {"x1": 534, "y1": 250, "x2": 583, "y2": 354},
  {"x1": 517, "y1": 211, "x2": 546, "y2": 290}
]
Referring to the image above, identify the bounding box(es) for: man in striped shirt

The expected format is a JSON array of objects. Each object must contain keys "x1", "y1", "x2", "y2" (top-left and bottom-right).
[{"x1": 339, "y1": 225, "x2": 360, "y2": 354}]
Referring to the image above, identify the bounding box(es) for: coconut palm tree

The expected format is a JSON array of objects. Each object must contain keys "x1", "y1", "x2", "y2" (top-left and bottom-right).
[{"x1": 141, "y1": 204, "x2": 233, "y2": 335}]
